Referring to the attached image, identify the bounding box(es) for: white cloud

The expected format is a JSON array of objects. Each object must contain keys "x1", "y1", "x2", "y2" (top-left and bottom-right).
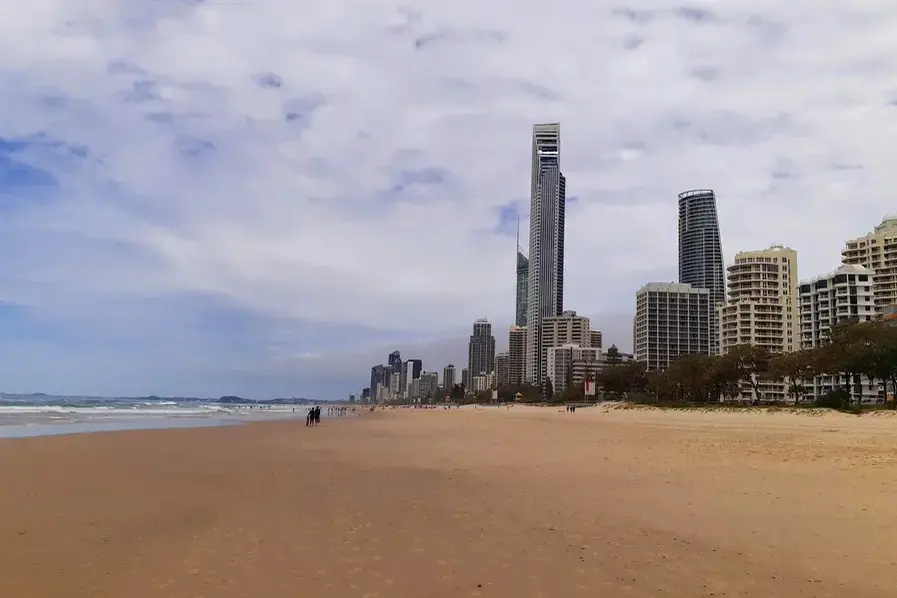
[{"x1": 2, "y1": 0, "x2": 897, "y2": 394}]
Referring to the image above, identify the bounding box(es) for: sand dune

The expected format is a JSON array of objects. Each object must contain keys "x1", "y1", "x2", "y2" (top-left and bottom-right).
[{"x1": 1, "y1": 406, "x2": 896, "y2": 597}]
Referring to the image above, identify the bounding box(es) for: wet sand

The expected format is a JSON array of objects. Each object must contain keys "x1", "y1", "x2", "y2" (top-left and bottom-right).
[{"x1": 2, "y1": 406, "x2": 896, "y2": 597}]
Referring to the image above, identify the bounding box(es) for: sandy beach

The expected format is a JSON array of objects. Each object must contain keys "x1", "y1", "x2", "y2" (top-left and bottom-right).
[{"x1": 2, "y1": 406, "x2": 896, "y2": 597}]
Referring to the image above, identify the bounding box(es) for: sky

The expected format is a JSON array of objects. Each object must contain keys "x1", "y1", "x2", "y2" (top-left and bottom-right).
[{"x1": 1, "y1": 1, "x2": 897, "y2": 399}]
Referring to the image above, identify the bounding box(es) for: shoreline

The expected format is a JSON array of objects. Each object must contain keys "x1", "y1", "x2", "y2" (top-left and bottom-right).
[{"x1": 0, "y1": 407, "x2": 356, "y2": 439}]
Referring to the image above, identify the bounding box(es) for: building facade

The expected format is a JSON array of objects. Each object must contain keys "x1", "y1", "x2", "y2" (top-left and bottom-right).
[
  {"x1": 468, "y1": 318, "x2": 496, "y2": 380},
  {"x1": 495, "y1": 352, "x2": 510, "y2": 387},
  {"x1": 539, "y1": 310, "x2": 590, "y2": 380},
  {"x1": 419, "y1": 371, "x2": 438, "y2": 399},
  {"x1": 678, "y1": 189, "x2": 725, "y2": 355},
  {"x1": 370, "y1": 365, "x2": 386, "y2": 397},
  {"x1": 799, "y1": 265, "x2": 879, "y2": 404},
  {"x1": 461, "y1": 367, "x2": 469, "y2": 390},
  {"x1": 634, "y1": 282, "x2": 711, "y2": 371},
  {"x1": 841, "y1": 216, "x2": 897, "y2": 314},
  {"x1": 589, "y1": 329, "x2": 603, "y2": 350},
  {"x1": 516, "y1": 218, "x2": 529, "y2": 327},
  {"x1": 508, "y1": 325, "x2": 527, "y2": 386},
  {"x1": 443, "y1": 364, "x2": 456, "y2": 394},
  {"x1": 404, "y1": 359, "x2": 422, "y2": 398},
  {"x1": 546, "y1": 344, "x2": 601, "y2": 394},
  {"x1": 718, "y1": 245, "x2": 799, "y2": 401},
  {"x1": 526, "y1": 123, "x2": 566, "y2": 387}
]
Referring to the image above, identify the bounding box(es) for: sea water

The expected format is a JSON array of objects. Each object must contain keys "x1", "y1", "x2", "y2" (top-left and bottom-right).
[{"x1": 0, "y1": 394, "x2": 319, "y2": 438}]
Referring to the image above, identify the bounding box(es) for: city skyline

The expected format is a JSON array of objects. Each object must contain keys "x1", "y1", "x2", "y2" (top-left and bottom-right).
[{"x1": 3, "y1": 3, "x2": 897, "y2": 399}]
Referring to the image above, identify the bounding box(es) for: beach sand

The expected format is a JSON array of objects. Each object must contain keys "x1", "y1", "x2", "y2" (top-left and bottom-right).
[{"x1": 2, "y1": 406, "x2": 896, "y2": 597}]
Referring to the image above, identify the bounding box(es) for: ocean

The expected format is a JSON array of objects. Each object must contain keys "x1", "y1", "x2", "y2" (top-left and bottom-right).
[{"x1": 0, "y1": 394, "x2": 320, "y2": 438}]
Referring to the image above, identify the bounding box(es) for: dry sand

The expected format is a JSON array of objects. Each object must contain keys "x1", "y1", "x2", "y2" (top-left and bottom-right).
[{"x1": 2, "y1": 406, "x2": 897, "y2": 597}]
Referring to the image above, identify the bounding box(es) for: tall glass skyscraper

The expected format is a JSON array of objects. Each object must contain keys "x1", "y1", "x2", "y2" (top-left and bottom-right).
[
  {"x1": 678, "y1": 189, "x2": 725, "y2": 354},
  {"x1": 525, "y1": 123, "x2": 566, "y2": 386},
  {"x1": 515, "y1": 218, "x2": 529, "y2": 327}
]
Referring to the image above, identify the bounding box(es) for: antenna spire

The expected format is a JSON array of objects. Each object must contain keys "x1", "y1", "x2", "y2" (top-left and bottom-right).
[{"x1": 516, "y1": 216, "x2": 520, "y2": 253}]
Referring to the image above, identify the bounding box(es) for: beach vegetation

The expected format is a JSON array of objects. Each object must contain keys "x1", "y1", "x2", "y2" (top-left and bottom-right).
[{"x1": 596, "y1": 319, "x2": 897, "y2": 412}]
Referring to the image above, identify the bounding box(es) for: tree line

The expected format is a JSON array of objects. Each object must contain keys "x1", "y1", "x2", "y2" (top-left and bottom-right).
[{"x1": 595, "y1": 319, "x2": 897, "y2": 409}]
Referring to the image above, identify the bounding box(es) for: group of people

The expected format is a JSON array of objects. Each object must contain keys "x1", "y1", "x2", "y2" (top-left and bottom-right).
[{"x1": 305, "y1": 405, "x2": 357, "y2": 426}]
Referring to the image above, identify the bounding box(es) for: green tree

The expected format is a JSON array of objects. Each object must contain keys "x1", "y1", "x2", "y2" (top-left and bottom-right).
[
  {"x1": 769, "y1": 350, "x2": 814, "y2": 404},
  {"x1": 722, "y1": 344, "x2": 772, "y2": 403}
]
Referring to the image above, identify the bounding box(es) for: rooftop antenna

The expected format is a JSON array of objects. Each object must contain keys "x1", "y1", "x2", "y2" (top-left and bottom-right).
[{"x1": 516, "y1": 216, "x2": 520, "y2": 254}]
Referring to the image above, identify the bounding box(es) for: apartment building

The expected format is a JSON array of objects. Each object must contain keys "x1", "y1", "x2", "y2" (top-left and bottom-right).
[
  {"x1": 508, "y1": 325, "x2": 527, "y2": 386},
  {"x1": 442, "y1": 365, "x2": 456, "y2": 393},
  {"x1": 546, "y1": 344, "x2": 601, "y2": 394},
  {"x1": 841, "y1": 216, "x2": 897, "y2": 314},
  {"x1": 634, "y1": 282, "x2": 711, "y2": 371},
  {"x1": 799, "y1": 264, "x2": 879, "y2": 404},
  {"x1": 495, "y1": 352, "x2": 510, "y2": 387},
  {"x1": 589, "y1": 329, "x2": 603, "y2": 350},
  {"x1": 419, "y1": 371, "x2": 438, "y2": 398},
  {"x1": 468, "y1": 318, "x2": 496, "y2": 379},
  {"x1": 539, "y1": 311, "x2": 590, "y2": 378},
  {"x1": 718, "y1": 245, "x2": 799, "y2": 401}
]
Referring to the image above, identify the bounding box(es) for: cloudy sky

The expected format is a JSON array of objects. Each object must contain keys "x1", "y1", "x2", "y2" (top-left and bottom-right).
[{"x1": 1, "y1": 1, "x2": 895, "y2": 399}]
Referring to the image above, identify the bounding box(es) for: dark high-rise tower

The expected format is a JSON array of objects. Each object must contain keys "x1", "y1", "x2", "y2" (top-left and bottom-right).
[
  {"x1": 515, "y1": 217, "x2": 529, "y2": 327},
  {"x1": 387, "y1": 350, "x2": 402, "y2": 372},
  {"x1": 468, "y1": 318, "x2": 496, "y2": 379},
  {"x1": 525, "y1": 123, "x2": 565, "y2": 385},
  {"x1": 678, "y1": 189, "x2": 725, "y2": 354}
]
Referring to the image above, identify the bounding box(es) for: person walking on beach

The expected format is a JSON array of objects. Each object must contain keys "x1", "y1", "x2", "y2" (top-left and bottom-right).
[
  {"x1": 313, "y1": 405, "x2": 321, "y2": 425},
  {"x1": 306, "y1": 408, "x2": 313, "y2": 426}
]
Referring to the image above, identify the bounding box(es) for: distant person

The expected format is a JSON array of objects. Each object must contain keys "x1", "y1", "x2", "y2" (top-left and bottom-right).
[
  {"x1": 314, "y1": 405, "x2": 321, "y2": 425},
  {"x1": 306, "y1": 408, "x2": 313, "y2": 426}
]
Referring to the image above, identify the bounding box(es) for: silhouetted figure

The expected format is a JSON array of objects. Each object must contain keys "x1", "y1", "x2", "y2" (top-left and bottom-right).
[
  {"x1": 313, "y1": 405, "x2": 321, "y2": 425},
  {"x1": 306, "y1": 408, "x2": 313, "y2": 426}
]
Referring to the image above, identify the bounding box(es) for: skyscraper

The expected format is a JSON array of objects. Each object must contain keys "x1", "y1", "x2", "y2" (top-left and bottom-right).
[
  {"x1": 468, "y1": 318, "x2": 496, "y2": 379},
  {"x1": 525, "y1": 123, "x2": 566, "y2": 387},
  {"x1": 515, "y1": 218, "x2": 529, "y2": 327},
  {"x1": 388, "y1": 350, "x2": 402, "y2": 371},
  {"x1": 443, "y1": 364, "x2": 456, "y2": 393},
  {"x1": 388, "y1": 350, "x2": 402, "y2": 390},
  {"x1": 508, "y1": 325, "x2": 526, "y2": 386},
  {"x1": 678, "y1": 189, "x2": 725, "y2": 354}
]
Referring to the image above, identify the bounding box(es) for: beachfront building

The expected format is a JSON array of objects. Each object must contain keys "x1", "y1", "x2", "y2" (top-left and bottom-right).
[
  {"x1": 442, "y1": 364, "x2": 456, "y2": 393},
  {"x1": 525, "y1": 123, "x2": 566, "y2": 387},
  {"x1": 471, "y1": 375, "x2": 488, "y2": 392},
  {"x1": 419, "y1": 371, "x2": 438, "y2": 399},
  {"x1": 495, "y1": 352, "x2": 510, "y2": 387},
  {"x1": 540, "y1": 311, "x2": 590, "y2": 380},
  {"x1": 590, "y1": 329, "x2": 603, "y2": 350},
  {"x1": 468, "y1": 318, "x2": 496, "y2": 380},
  {"x1": 404, "y1": 359, "x2": 422, "y2": 398},
  {"x1": 841, "y1": 216, "x2": 897, "y2": 314},
  {"x1": 678, "y1": 189, "x2": 726, "y2": 355},
  {"x1": 461, "y1": 367, "x2": 469, "y2": 390},
  {"x1": 718, "y1": 245, "x2": 799, "y2": 402},
  {"x1": 389, "y1": 371, "x2": 401, "y2": 400},
  {"x1": 546, "y1": 344, "x2": 600, "y2": 394},
  {"x1": 516, "y1": 220, "x2": 529, "y2": 327},
  {"x1": 634, "y1": 282, "x2": 711, "y2": 371},
  {"x1": 799, "y1": 265, "x2": 880, "y2": 404},
  {"x1": 508, "y1": 325, "x2": 527, "y2": 386}
]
